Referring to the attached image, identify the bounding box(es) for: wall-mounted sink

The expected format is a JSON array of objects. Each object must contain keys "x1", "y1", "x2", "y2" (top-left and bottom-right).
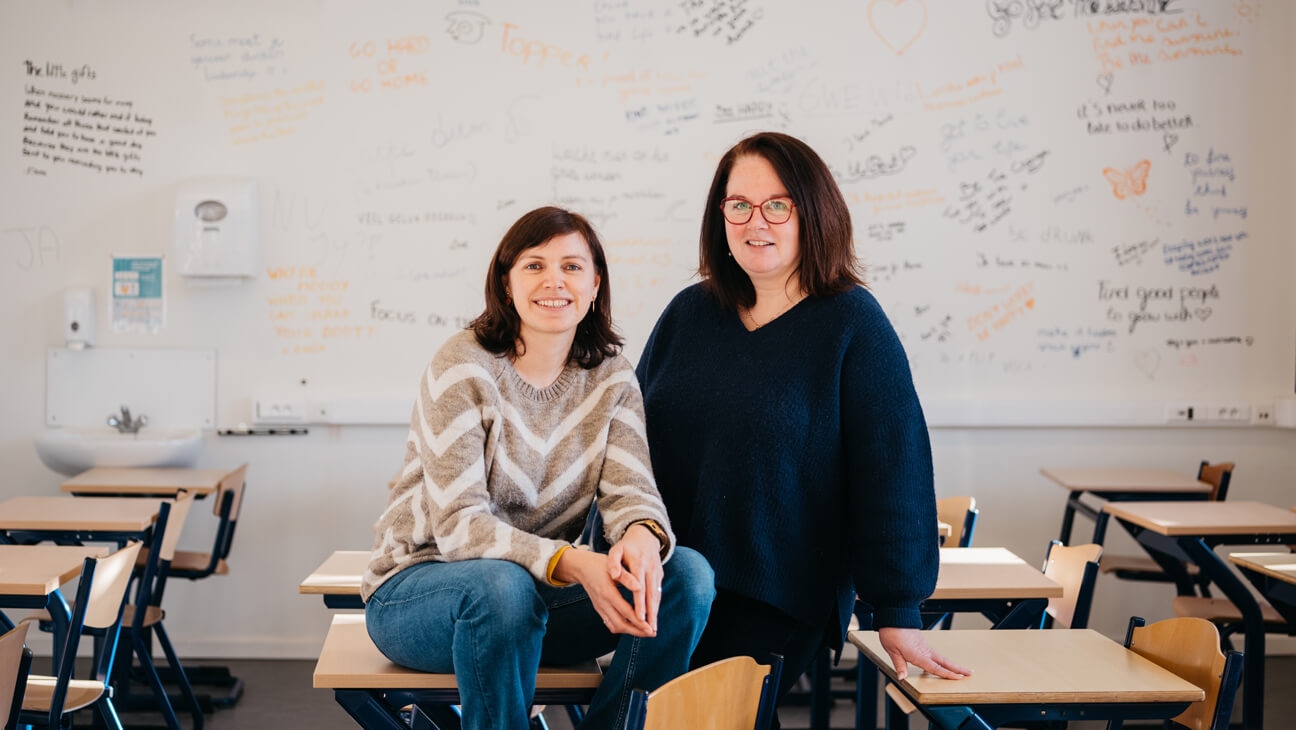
[{"x1": 34, "y1": 427, "x2": 203, "y2": 476}]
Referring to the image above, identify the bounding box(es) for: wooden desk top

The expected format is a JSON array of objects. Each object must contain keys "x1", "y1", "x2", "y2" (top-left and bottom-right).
[
  {"x1": 300, "y1": 550, "x2": 370, "y2": 595},
  {"x1": 849, "y1": 629, "x2": 1203, "y2": 705},
  {"x1": 61, "y1": 466, "x2": 231, "y2": 496},
  {"x1": 1101, "y1": 501, "x2": 1296, "y2": 536},
  {"x1": 1040, "y1": 468, "x2": 1210, "y2": 494},
  {"x1": 0, "y1": 496, "x2": 164, "y2": 532},
  {"x1": 1229, "y1": 552, "x2": 1296, "y2": 586},
  {"x1": 933, "y1": 548, "x2": 1063, "y2": 600},
  {"x1": 0, "y1": 545, "x2": 109, "y2": 595},
  {"x1": 313, "y1": 614, "x2": 602, "y2": 689}
]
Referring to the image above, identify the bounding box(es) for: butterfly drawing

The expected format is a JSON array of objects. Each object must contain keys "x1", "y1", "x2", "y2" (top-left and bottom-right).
[{"x1": 1102, "y1": 160, "x2": 1151, "y2": 199}]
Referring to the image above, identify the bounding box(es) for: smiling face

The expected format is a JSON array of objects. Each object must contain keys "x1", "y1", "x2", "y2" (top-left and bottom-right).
[
  {"x1": 505, "y1": 231, "x2": 601, "y2": 346},
  {"x1": 724, "y1": 154, "x2": 801, "y2": 291}
]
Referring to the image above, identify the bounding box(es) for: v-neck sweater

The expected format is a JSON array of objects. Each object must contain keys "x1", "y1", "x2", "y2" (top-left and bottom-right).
[
  {"x1": 636, "y1": 283, "x2": 937, "y2": 642},
  {"x1": 362, "y1": 329, "x2": 674, "y2": 602}
]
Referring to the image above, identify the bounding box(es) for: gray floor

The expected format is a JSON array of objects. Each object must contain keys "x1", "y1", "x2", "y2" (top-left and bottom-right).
[{"x1": 108, "y1": 654, "x2": 1296, "y2": 729}]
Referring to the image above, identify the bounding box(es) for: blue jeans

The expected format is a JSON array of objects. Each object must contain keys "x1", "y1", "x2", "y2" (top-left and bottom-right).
[{"x1": 365, "y1": 547, "x2": 715, "y2": 730}]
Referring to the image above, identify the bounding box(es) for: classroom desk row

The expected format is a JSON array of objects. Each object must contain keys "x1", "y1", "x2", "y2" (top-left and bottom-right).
[
  {"x1": 302, "y1": 488, "x2": 1296, "y2": 730},
  {"x1": 0, "y1": 465, "x2": 245, "y2": 724},
  {"x1": 1044, "y1": 465, "x2": 1296, "y2": 730}
]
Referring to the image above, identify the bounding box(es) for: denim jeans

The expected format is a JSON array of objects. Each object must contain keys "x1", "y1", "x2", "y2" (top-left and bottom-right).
[{"x1": 365, "y1": 547, "x2": 715, "y2": 730}]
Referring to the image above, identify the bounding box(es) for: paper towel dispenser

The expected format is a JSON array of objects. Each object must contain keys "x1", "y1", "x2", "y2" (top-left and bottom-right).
[{"x1": 174, "y1": 179, "x2": 259, "y2": 279}]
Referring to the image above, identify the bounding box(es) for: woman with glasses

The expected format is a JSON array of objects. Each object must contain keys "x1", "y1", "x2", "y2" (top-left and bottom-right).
[
  {"x1": 363, "y1": 206, "x2": 714, "y2": 730},
  {"x1": 636, "y1": 133, "x2": 968, "y2": 715}
]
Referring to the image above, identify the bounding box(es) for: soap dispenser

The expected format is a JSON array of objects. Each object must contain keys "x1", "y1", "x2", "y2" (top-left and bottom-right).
[{"x1": 63, "y1": 287, "x2": 96, "y2": 350}]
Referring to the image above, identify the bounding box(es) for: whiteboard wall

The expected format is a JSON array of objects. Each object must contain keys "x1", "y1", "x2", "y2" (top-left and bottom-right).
[{"x1": 2, "y1": 0, "x2": 1292, "y2": 427}]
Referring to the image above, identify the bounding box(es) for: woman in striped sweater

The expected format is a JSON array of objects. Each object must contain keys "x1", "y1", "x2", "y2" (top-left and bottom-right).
[{"x1": 362, "y1": 206, "x2": 714, "y2": 730}]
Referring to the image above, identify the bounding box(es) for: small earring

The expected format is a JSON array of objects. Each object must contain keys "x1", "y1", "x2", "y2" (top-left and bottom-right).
[{"x1": 727, "y1": 251, "x2": 733, "y2": 258}]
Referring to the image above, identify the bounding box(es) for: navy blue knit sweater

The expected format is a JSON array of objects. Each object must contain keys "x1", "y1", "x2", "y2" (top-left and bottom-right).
[{"x1": 636, "y1": 283, "x2": 938, "y2": 646}]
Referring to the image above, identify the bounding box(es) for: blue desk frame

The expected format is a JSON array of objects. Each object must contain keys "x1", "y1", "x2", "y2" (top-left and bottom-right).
[{"x1": 1114, "y1": 518, "x2": 1296, "y2": 730}]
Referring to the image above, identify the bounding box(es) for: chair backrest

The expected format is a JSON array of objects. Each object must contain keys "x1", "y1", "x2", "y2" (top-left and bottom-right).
[
  {"x1": 157, "y1": 491, "x2": 197, "y2": 562},
  {"x1": 1196, "y1": 461, "x2": 1234, "y2": 502},
  {"x1": 82, "y1": 541, "x2": 145, "y2": 630},
  {"x1": 935, "y1": 496, "x2": 978, "y2": 548},
  {"x1": 208, "y1": 463, "x2": 249, "y2": 563},
  {"x1": 1042, "y1": 540, "x2": 1102, "y2": 629},
  {"x1": 1124, "y1": 616, "x2": 1243, "y2": 730},
  {"x1": 624, "y1": 655, "x2": 782, "y2": 730},
  {"x1": 214, "y1": 462, "x2": 248, "y2": 519},
  {"x1": 0, "y1": 622, "x2": 31, "y2": 730},
  {"x1": 41, "y1": 542, "x2": 142, "y2": 728}
]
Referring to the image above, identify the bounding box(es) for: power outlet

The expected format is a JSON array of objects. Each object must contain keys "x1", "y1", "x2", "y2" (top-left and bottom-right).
[
  {"x1": 1192, "y1": 402, "x2": 1249, "y2": 423},
  {"x1": 254, "y1": 397, "x2": 309, "y2": 424},
  {"x1": 1252, "y1": 402, "x2": 1275, "y2": 426}
]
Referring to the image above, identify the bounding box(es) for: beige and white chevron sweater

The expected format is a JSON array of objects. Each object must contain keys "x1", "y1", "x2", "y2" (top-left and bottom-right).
[{"x1": 361, "y1": 330, "x2": 675, "y2": 602}]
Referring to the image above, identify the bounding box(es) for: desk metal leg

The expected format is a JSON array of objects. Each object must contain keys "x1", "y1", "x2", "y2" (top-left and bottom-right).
[
  {"x1": 334, "y1": 690, "x2": 413, "y2": 730},
  {"x1": 1059, "y1": 498, "x2": 1077, "y2": 546},
  {"x1": 1179, "y1": 537, "x2": 1262, "y2": 730},
  {"x1": 1090, "y1": 510, "x2": 1110, "y2": 545}
]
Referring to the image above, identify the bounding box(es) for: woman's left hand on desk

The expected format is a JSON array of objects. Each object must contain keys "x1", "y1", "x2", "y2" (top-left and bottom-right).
[{"x1": 879, "y1": 627, "x2": 971, "y2": 680}]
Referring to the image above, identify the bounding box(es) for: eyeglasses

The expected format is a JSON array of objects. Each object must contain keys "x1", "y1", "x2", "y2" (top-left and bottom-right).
[{"x1": 720, "y1": 196, "x2": 796, "y2": 225}]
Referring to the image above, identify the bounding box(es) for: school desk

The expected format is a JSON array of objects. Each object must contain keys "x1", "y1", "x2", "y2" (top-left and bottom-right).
[
  {"x1": 849, "y1": 547, "x2": 1065, "y2": 730},
  {"x1": 314, "y1": 613, "x2": 602, "y2": 730},
  {"x1": 921, "y1": 547, "x2": 1063, "y2": 629},
  {"x1": 1228, "y1": 551, "x2": 1296, "y2": 625},
  {"x1": 850, "y1": 628, "x2": 1203, "y2": 730},
  {"x1": 1041, "y1": 467, "x2": 1211, "y2": 546},
  {"x1": 0, "y1": 495, "x2": 163, "y2": 546},
  {"x1": 1102, "y1": 500, "x2": 1296, "y2": 730},
  {"x1": 300, "y1": 550, "x2": 369, "y2": 609},
  {"x1": 0, "y1": 544, "x2": 108, "y2": 668},
  {"x1": 60, "y1": 466, "x2": 230, "y2": 498}
]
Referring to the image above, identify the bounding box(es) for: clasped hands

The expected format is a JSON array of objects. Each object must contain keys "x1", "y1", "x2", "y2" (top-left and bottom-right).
[{"x1": 552, "y1": 523, "x2": 662, "y2": 637}]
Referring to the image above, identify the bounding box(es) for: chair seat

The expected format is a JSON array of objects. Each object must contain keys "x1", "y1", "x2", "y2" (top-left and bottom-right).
[
  {"x1": 884, "y1": 682, "x2": 917, "y2": 715},
  {"x1": 23, "y1": 675, "x2": 107, "y2": 713},
  {"x1": 1172, "y1": 596, "x2": 1287, "y2": 625},
  {"x1": 122, "y1": 605, "x2": 166, "y2": 627},
  {"x1": 135, "y1": 548, "x2": 227, "y2": 576},
  {"x1": 1100, "y1": 555, "x2": 1199, "y2": 577}
]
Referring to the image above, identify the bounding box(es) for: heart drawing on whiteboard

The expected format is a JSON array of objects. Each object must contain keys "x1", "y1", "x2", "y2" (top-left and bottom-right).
[
  {"x1": 1134, "y1": 349, "x2": 1160, "y2": 379},
  {"x1": 869, "y1": 0, "x2": 928, "y2": 56},
  {"x1": 1194, "y1": 307, "x2": 1212, "y2": 321}
]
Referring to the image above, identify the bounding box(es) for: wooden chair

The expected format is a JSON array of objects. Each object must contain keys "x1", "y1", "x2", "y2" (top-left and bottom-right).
[
  {"x1": 121, "y1": 491, "x2": 204, "y2": 729},
  {"x1": 18, "y1": 541, "x2": 142, "y2": 730},
  {"x1": 139, "y1": 463, "x2": 247, "y2": 580},
  {"x1": 1108, "y1": 616, "x2": 1243, "y2": 730},
  {"x1": 140, "y1": 463, "x2": 248, "y2": 708},
  {"x1": 1100, "y1": 462, "x2": 1234, "y2": 592},
  {"x1": 1041, "y1": 540, "x2": 1103, "y2": 629},
  {"x1": 622, "y1": 654, "x2": 782, "y2": 730},
  {"x1": 314, "y1": 614, "x2": 603, "y2": 729},
  {"x1": 0, "y1": 623, "x2": 32, "y2": 730},
  {"x1": 936, "y1": 496, "x2": 978, "y2": 548}
]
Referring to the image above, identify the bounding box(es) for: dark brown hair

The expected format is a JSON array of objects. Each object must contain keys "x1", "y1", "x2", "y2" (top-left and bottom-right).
[
  {"x1": 470, "y1": 206, "x2": 621, "y2": 368},
  {"x1": 699, "y1": 132, "x2": 864, "y2": 310}
]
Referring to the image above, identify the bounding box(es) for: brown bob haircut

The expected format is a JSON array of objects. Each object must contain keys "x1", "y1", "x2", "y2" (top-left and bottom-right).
[
  {"x1": 699, "y1": 132, "x2": 864, "y2": 310},
  {"x1": 470, "y1": 206, "x2": 622, "y2": 368}
]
